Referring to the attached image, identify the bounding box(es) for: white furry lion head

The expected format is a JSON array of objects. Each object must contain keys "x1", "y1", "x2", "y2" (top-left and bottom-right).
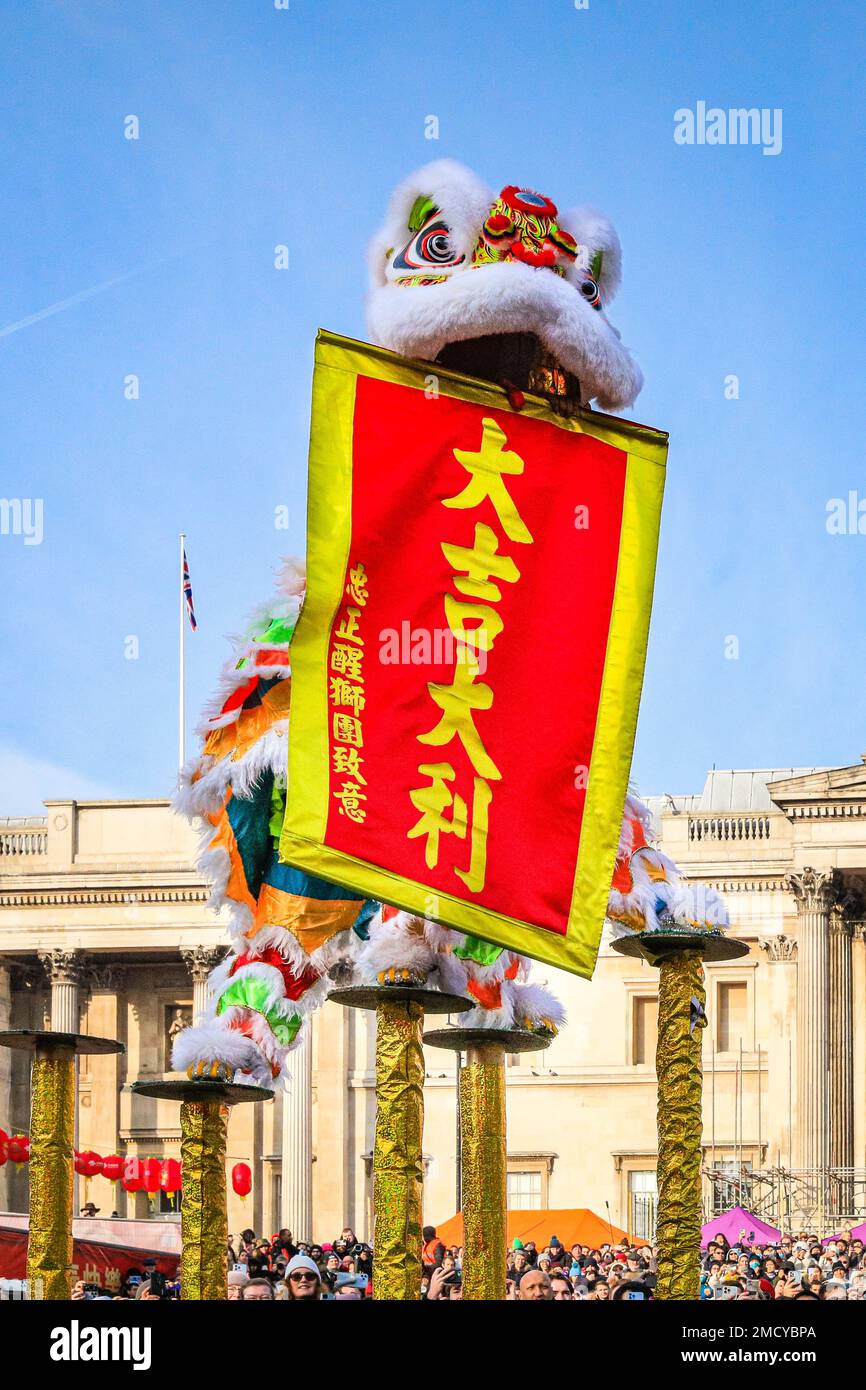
[{"x1": 366, "y1": 159, "x2": 643, "y2": 414}]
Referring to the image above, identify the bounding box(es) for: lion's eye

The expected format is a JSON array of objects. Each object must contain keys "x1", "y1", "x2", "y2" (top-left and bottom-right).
[
  {"x1": 393, "y1": 217, "x2": 463, "y2": 272},
  {"x1": 580, "y1": 276, "x2": 602, "y2": 310}
]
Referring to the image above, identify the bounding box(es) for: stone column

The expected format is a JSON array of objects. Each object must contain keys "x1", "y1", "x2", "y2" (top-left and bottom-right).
[
  {"x1": 0, "y1": 964, "x2": 11, "y2": 1209},
  {"x1": 828, "y1": 902, "x2": 854, "y2": 1174},
  {"x1": 281, "y1": 1021, "x2": 313, "y2": 1241},
  {"x1": 852, "y1": 924, "x2": 866, "y2": 1169},
  {"x1": 37, "y1": 949, "x2": 85, "y2": 1033},
  {"x1": 786, "y1": 869, "x2": 836, "y2": 1172},
  {"x1": 181, "y1": 946, "x2": 226, "y2": 1021},
  {"x1": 759, "y1": 935, "x2": 798, "y2": 1170}
]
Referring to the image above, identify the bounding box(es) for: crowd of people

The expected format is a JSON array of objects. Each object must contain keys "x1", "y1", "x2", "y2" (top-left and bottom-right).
[{"x1": 59, "y1": 1221, "x2": 866, "y2": 1300}]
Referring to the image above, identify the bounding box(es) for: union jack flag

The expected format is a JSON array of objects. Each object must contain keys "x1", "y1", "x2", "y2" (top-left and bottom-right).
[{"x1": 183, "y1": 547, "x2": 197, "y2": 631}]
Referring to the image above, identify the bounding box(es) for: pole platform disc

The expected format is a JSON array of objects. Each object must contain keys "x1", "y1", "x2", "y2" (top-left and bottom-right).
[
  {"x1": 0, "y1": 1029, "x2": 125, "y2": 1056},
  {"x1": 130, "y1": 1079, "x2": 273, "y2": 1105},
  {"x1": 329, "y1": 984, "x2": 473, "y2": 1015},
  {"x1": 423, "y1": 1026, "x2": 552, "y2": 1054},
  {"x1": 611, "y1": 929, "x2": 750, "y2": 965}
]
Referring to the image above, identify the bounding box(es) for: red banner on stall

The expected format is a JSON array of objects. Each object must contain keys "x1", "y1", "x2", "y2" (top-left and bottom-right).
[
  {"x1": 282, "y1": 333, "x2": 667, "y2": 977},
  {"x1": 0, "y1": 1226, "x2": 178, "y2": 1290}
]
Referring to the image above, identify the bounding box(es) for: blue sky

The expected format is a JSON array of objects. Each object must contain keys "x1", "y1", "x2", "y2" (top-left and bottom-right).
[{"x1": 2, "y1": 0, "x2": 864, "y2": 814}]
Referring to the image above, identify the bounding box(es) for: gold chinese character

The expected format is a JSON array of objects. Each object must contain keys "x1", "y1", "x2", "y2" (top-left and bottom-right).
[
  {"x1": 333, "y1": 746, "x2": 367, "y2": 785},
  {"x1": 333, "y1": 713, "x2": 363, "y2": 746},
  {"x1": 444, "y1": 417, "x2": 533, "y2": 544},
  {"x1": 441, "y1": 522, "x2": 521, "y2": 601},
  {"x1": 346, "y1": 562, "x2": 369, "y2": 606},
  {"x1": 333, "y1": 780, "x2": 367, "y2": 822},
  {"x1": 335, "y1": 606, "x2": 364, "y2": 645},
  {"x1": 454, "y1": 777, "x2": 493, "y2": 893},
  {"x1": 329, "y1": 676, "x2": 366, "y2": 714},
  {"x1": 331, "y1": 643, "x2": 364, "y2": 681},
  {"x1": 444, "y1": 594, "x2": 504, "y2": 655},
  {"x1": 407, "y1": 762, "x2": 467, "y2": 868},
  {"x1": 417, "y1": 659, "x2": 501, "y2": 780}
]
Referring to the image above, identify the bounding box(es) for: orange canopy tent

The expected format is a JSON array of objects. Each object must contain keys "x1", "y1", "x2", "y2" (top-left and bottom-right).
[{"x1": 433, "y1": 1208, "x2": 635, "y2": 1251}]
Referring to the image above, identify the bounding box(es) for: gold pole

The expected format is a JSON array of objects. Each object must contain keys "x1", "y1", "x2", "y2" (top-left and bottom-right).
[
  {"x1": 655, "y1": 950, "x2": 706, "y2": 1300},
  {"x1": 460, "y1": 1040, "x2": 506, "y2": 1300},
  {"x1": 26, "y1": 1042, "x2": 75, "y2": 1300},
  {"x1": 179, "y1": 1099, "x2": 229, "y2": 1300},
  {"x1": 373, "y1": 997, "x2": 424, "y2": 1299}
]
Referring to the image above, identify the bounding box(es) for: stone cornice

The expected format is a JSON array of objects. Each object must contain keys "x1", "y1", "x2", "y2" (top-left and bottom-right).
[
  {"x1": 0, "y1": 887, "x2": 209, "y2": 908},
  {"x1": 692, "y1": 877, "x2": 787, "y2": 894},
  {"x1": 786, "y1": 802, "x2": 866, "y2": 819},
  {"x1": 767, "y1": 764, "x2": 866, "y2": 814}
]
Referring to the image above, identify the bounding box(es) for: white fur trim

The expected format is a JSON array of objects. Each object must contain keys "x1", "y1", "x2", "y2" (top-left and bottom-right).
[
  {"x1": 368, "y1": 159, "x2": 494, "y2": 290},
  {"x1": 432, "y1": 949, "x2": 470, "y2": 999},
  {"x1": 366, "y1": 258, "x2": 642, "y2": 412},
  {"x1": 507, "y1": 980, "x2": 567, "y2": 1031},
  {"x1": 558, "y1": 205, "x2": 623, "y2": 304},
  {"x1": 171, "y1": 1019, "x2": 274, "y2": 1087},
  {"x1": 175, "y1": 724, "x2": 287, "y2": 820},
  {"x1": 354, "y1": 916, "x2": 436, "y2": 984}
]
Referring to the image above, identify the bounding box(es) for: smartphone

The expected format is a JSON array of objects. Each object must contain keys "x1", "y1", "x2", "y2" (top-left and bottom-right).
[{"x1": 624, "y1": 1289, "x2": 646, "y2": 1300}]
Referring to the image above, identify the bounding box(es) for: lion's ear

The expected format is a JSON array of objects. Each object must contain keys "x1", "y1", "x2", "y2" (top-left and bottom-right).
[
  {"x1": 559, "y1": 206, "x2": 623, "y2": 305},
  {"x1": 407, "y1": 194, "x2": 438, "y2": 233}
]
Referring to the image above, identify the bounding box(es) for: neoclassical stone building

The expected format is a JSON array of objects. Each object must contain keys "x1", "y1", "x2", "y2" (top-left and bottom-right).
[{"x1": 1, "y1": 762, "x2": 864, "y2": 1240}]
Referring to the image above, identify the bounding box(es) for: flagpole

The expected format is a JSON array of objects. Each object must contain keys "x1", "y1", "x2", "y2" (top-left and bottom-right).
[{"x1": 179, "y1": 532, "x2": 185, "y2": 773}]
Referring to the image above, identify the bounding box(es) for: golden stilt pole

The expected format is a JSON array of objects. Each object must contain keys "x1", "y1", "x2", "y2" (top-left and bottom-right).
[
  {"x1": 179, "y1": 1098, "x2": 230, "y2": 1300},
  {"x1": 612, "y1": 930, "x2": 748, "y2": 1300},
  {"x1": 131, "y1": 1079, "x2": 272, "y2": 1301},
  {"x1": 27, "y1": 1042, "x2": 75, "y2": 1300},
  {"x1": 459, "y1": 1040, "x2": 506, "y2": 1299},
  {"x1": 330, "y1": 984, "x2": 471, "y2": 1300},
  {"x1": 0, "y1": 1029, "x2": 124, "y2": 1301},
  {"x1": 372, "y1": 997, "x2": 425, "y2": 1300},
  {"x1": 655, "y1": 950, "x2": 706, "y2": 1299},
  {"x1": 425, "y1": 1024, "x2": 549, "y2": 1300}
]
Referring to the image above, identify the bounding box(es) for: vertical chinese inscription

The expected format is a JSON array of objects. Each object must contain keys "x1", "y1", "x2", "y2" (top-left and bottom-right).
[{"x1": 407, "y1": 417, "x2": 533, "y2": 893}]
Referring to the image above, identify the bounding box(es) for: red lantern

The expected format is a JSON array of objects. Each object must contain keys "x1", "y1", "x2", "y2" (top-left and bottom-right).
[
  {"x1": 161, "y1": 1158, "x2": 182, "y2": 1195},
  {"x1": 121, "y1": 1156, "x2": 143, "y2": 1193},
  {"x1": 231, "y1": 1162, "x2": 252, "y2": 1199},
  {"x1": 142, "y1": 1157, "x2": 162, "y2": 1197},
  {"x1": 0, "y1": 1129, "x2": 8, "y2": 1168},
  {"x1": 8, "y1": 1135, "x2": 29, "y2": 1165},
  {"x1": 102, "y1": 1154, "x2": 123, "y2": 1183},
  {"x1": 75, "y1": 1150, "x2": 103, "y2": 1179}
]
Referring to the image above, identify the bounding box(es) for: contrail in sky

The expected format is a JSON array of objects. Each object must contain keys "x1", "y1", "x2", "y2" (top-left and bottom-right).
[{"x1": 0, "y1": 250, "x2": 190, "y2": 340}]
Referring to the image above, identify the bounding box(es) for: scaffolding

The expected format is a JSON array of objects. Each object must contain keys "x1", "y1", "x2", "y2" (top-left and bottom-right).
[{"x1": 701, "y1": 1164, "x2": 866, "y2": 1237}]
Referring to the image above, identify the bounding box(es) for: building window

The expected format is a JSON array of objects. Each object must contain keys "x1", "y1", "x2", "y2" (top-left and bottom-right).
[
  {"x1": 710, "y1": 1160, "x2": 753, "y2": 1215},
  {"x1": 507, "y1": 1169, "x2": 542, "y2": 1209},
  {"x1": 628, "y1": 1169, "x2": 657, "y2": 1241},
  {"x1": 717, "y1": 981, "x2": 748, "y2": 1053},
  {"x1": 632, "y1": 996, "x2": 658, "y2": 1065}
]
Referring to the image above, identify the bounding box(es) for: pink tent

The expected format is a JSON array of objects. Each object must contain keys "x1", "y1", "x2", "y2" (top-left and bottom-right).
[
  {"x1": 822, "y1": 1221, "x2": 866, "y2": 1246},
  {"x1": 701, "y1": 1206, "x2": 781, "y2": 1248}
]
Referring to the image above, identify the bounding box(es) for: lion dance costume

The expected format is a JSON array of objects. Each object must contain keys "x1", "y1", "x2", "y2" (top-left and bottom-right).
[{"x1": 173, "y1": 161, "x2": 727, "y2": 1088}]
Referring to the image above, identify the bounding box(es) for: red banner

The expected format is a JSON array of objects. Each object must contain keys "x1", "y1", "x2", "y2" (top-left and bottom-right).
[{"x1": 283, "y1": 334, "x2": 667, "y2": 976}]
